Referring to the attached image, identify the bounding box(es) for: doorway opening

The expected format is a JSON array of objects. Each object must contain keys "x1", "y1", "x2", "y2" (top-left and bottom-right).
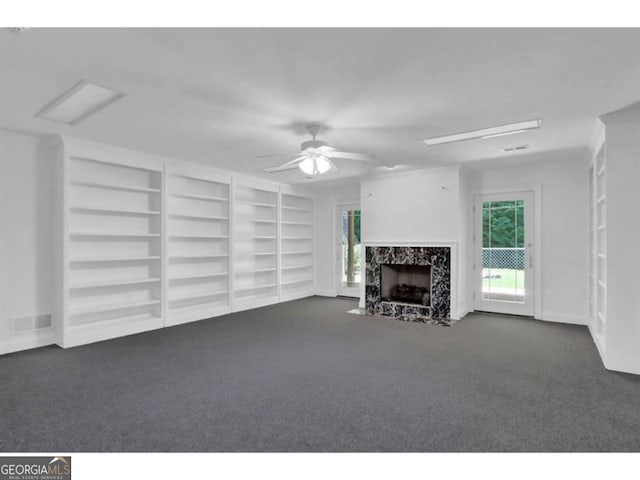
[
  {"x1": 474, "y1": 192, "x2": 535, "y2": 316},
  {"x1": 337, "y1": 205, "x2": 361, "y2": 297}
]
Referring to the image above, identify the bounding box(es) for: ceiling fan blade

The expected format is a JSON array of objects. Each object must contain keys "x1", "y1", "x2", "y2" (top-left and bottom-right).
[
  {"x1": 257, "y1": 152, "x2": 302, "y2": 159},
  {"x1": 326, "y1": 151, "x2": 375, "y2": 161},
  {"x1": 317, "y1": 145, "x2": 336, "y2": 154},
  {"x1": 262, "y1": 156, "x2": 306, "y2": 173}
]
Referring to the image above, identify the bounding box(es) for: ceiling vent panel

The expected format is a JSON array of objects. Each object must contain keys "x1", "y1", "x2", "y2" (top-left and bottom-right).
[
  {"x1": 35, "y1": 80, "x2": 123, "y2": 125},
  {"x1": 503, "y1": 145, "x2": 530, "y2": 152}
]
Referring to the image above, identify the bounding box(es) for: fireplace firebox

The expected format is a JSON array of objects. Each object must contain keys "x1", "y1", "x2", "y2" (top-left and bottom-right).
[{"x1": 380, "y1": 264, "x2": 431, "y2": 306}]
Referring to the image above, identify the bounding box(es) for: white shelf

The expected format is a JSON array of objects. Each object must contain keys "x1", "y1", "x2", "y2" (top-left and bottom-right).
[
  {"x1": 170, "y1": 192, "x2": 228, "y2": 202},
  {"x1": 70, "y1": 180, "x2": 161, "y2": 194},
  {"x1": 281, "y1": 205, "x2": 310, "y2": 212},
  {"x1": 282, "y1": 221, "x2": 312, "y2": 226},
  {"x1": 70, "y1": 232, "x2": 161, "y2": 238},
  {"x1": 169, "y1": 213, "x2": 228, "y2": 221},
  {"x1": 252, "y1": 252, "x2": 277, "y2": 256},
  {"x1": 254, "y1": 236, "x2": 277, "y2": 240},
  {"x1": 169, "y1": 234, "x2": 229, "y2": 239},
  {"x1": 282, "y1": 251, "x2": 313, "y2": 255},
  {"x1": 70, "y1": 278, "x2": 161, "y2": 289},
  {"x1": 70, "y1": 206, "x2": 161, "y2": 216},
  {"x1": 235, "y1": 284, "x2": 277, "y2": 293},
  {"x1": 282, "y1": 278, "x2": 313, "y2": 286},
  {"x1": 70, "y1": 256, "x2": 161, "y2": 263},
  {"x1": 169, "y1": 254, "x2": 229, "y2": 260},
  {"x1": 169, "y1": 290, "x2": 229, "y2": 302},
  {"x1": 169, "y1": 272, "x2": 229, "y2": 281},
  {"x1": 281, "y1": 264, "x2": 313, "y2": 270},
  {"x1": 251, "y1": 219, "x2": 277, "y2": 223},
  {"x1": 246, "y1": 202, "x2": 277, "y2": 208},
  {"x1": 69, "y1": 312, "x2": 162, "y2": 332},
  {"x1": 282, "y1": 236, "x2": 313, "y2": 240},
  {"x1": 70, "y1": 299, "x2": 161, "y2": 317},
  {"x1": 237, "y1": 267, "x2": 276, "y2": 273},
  {"x1": 167, "y1": 301, "x2": 228, "y2": 315}
]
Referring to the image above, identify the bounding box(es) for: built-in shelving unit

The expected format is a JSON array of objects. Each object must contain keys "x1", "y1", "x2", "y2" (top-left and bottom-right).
[
  {"x1": 60, "y1": 141, "x2": 165, "y2": 347},
  {"x1": 590, "y1": 140, "x2": 607, "y2": 354},
  {"x1": 233, "y1": 181, "x2": 280, "y2": 310},
  {"x1": 165, "y1": 164, "x2": 232, "y2": 326},
  {"x1": 592, "y1": 144, "x2": 607, "y2": 349},
  {"x1": 48, "y1": 137, "x2": 316, "y2": 352},
  {"x1": 280, "y1": 192, "x2": 314, "y2": 301}
]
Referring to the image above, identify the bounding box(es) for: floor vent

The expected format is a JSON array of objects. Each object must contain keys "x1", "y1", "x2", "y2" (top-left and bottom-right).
[{"x1": 12, "y1": 314, "x2": 52, "y2": 334}]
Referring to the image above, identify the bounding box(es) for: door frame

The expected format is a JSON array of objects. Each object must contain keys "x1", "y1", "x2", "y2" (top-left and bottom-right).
[
  {"x1": 471, "y1": 186, "x2": 542, "y2": 319},
  {"x1": 336, "y1": 202, "x2": 361, "y2": 297}
]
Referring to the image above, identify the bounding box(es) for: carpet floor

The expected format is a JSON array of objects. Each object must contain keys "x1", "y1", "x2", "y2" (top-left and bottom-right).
[{"x1": 1, "y1": 296, "x2": 639, "y2": 452}]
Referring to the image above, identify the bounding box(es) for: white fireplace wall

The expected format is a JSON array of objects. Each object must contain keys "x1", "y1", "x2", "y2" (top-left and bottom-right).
[
  {"x1": 360, "y1": 166, "x2": 463, "y2": 318},
  {"x1": 361, "y1": 166, "x2": 461, "y2": 244}
]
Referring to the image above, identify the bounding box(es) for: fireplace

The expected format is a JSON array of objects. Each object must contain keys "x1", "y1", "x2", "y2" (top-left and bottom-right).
[
  {"x1": 380, "y1": 264, "x2": 431, "y2": 306},
  {"x1": 365, "y1": 246, "x2": 451, "y2": 325}
]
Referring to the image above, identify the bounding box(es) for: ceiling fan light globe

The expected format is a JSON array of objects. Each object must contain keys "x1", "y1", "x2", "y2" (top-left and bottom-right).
[
  {"x1": 316, "y1": 156, "x2": 332, "y2": 174},
  {"x1": 299, "y1": 157, "x2": 315, "y2": 175}
]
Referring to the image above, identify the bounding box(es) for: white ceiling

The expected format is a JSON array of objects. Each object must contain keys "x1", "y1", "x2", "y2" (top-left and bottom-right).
[{"x1": 1, "y1": 28, "x2": 639, "y2": 185}]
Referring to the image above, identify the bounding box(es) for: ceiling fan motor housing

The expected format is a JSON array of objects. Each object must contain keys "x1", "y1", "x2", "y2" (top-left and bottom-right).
[{"x1": 300, "y1": 139, "x2": 328, "y2": 151}]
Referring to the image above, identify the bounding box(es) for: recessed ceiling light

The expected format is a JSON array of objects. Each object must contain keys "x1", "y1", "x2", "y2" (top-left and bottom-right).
[
  {"x1": 423, "y1": 119, "x2": 541, "y2": 147},
  {"x1": 35, "y1": 80, "x2": 124, "y2": 125}
]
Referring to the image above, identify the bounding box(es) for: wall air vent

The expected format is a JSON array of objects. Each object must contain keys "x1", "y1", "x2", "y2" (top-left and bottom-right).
[{"x1": 503, "y1": 145, "x2": 530, "y2": 153}]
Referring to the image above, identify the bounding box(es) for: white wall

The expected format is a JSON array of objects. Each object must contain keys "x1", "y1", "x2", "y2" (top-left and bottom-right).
[
  {"x1": 0, "y1": 129, "x2": 55, "y2": 354},
  {"x1": 313, "y1": 183, "x2": 360, "y2": 297},
  {"x1": 360, "y1": 167, "x2": 461, "y2": 244},
  {"x1": 600, "y1": 107, "x2": 640, "y2": 374},
  {"x1": 458, "y1": 169, "x2": 472, "y2": 316},
  {"x1": 465, "y1": 150, "x2": 591, "y2": 325}
]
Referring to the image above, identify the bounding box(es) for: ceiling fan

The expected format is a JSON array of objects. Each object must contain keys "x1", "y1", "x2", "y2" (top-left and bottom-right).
[{"x1": 259, "y1": 124, "x2": 375, "y2": 176}]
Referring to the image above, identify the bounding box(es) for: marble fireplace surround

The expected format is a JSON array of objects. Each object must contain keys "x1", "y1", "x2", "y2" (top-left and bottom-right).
[{"x1": 365, "y1": 245, "x2": 453, "y2": 326}]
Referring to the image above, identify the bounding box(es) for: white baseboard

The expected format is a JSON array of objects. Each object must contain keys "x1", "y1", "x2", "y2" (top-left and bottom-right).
[
  {"x1": 587, "y1": 322, "x2": 608, "y2": 367},
  {"x1": 540, "y1": 312, "x2": 589, "y2": 326},
  {"x1": 0, "y1": 330, "x2": 55, "y2": 356},
  {"x1": 314, "y1": 290, "x2": 336, "y2": 297}
]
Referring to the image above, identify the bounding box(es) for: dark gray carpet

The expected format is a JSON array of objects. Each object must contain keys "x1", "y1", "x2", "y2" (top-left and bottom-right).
[{"x1": 1, "y1": 297, "x2": 639, "y2": 452}]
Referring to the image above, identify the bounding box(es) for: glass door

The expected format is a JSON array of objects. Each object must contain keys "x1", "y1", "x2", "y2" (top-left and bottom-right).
[
  {"x1": 474, "y1": 192, "x2": 535, "y2": 316},
  {"x1": 337, "y1": 204, "x2": 361, "y2": 297}
]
